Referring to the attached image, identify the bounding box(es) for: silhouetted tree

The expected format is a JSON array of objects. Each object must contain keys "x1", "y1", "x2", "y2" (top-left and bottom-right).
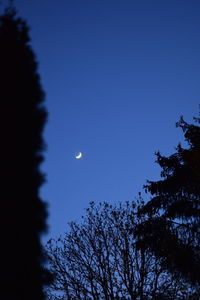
[
  {"x1": 137, "y1": 114, "x2": 200, "y2": 289},
  {"x1": 0, "y1": 6, "x2": 49, "y2": 300},
  {"x1": 46, "y1": 201, "x2": 195, "y2": 300}
]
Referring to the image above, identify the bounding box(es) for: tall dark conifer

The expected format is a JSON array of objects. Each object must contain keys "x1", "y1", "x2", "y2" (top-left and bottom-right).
[
  {"x1": 138, "y1": 115, "x2": 200, "y2": 287},
  {"x1": 0, "y1": 6, "x2": 48, "y2": 300}
]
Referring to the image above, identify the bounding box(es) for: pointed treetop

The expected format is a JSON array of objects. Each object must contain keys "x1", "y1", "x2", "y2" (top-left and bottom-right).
[{"x1": 4, "y1": 0, "x2": 16, "y2": 16}]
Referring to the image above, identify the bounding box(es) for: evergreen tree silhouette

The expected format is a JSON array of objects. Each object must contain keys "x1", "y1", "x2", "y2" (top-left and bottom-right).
[
  {"x1": 138, "y1": 115, "x2": 200, "y2": 287},
  {"x1": 0, "y1": 6, "x2": 49, "y2": 300}
]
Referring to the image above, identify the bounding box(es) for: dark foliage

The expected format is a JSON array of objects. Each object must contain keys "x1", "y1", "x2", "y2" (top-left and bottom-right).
[
  {"x1": 0, "y1": 6, "x2": 49, "y2": 300},
  {"x1": 46, "y1": 201, "x2": 196, "y2": 300},
  {"x1": 137, "y1": 115, "x2": 200, "y2": 288}
]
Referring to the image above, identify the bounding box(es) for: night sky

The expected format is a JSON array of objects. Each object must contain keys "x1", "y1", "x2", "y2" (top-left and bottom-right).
[{"x1": 12, "y1": 0, "x2": 200, "y2": 242}]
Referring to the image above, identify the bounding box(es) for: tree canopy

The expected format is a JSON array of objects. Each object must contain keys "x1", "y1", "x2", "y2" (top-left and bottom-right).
[
  {"x1": 137, "y1": 115, "x2": 200, "y2": 288},
  {"x1": 0, "y1": 6, "x2": 49, "y2": 300},
  {"x1": 46, "y1": 201, "x2": 196, "y2": 300}
]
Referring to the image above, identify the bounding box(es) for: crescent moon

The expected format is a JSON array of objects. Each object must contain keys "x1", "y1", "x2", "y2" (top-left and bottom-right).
[{"x1": 75, "y1": 152, "x2": 82, "y2": 159}]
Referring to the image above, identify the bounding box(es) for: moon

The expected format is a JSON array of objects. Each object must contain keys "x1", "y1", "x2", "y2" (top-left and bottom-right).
[{"x1": 75, "y1": 152, "x2": 82, "y2": 159}]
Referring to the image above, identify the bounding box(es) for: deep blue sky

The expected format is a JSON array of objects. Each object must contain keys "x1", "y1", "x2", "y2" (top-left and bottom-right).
[{"x1": 11, "y1": 0, "x2": 200, "y2": 241}]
